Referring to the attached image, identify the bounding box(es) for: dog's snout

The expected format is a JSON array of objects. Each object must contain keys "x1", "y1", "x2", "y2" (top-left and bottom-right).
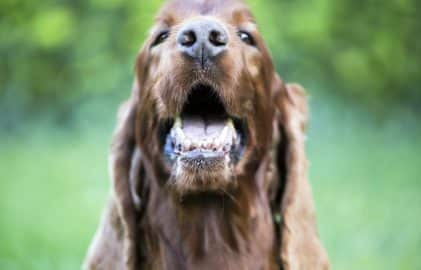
[{"x1": 177, "y1": 19, "x2": 228, "y2": 65}]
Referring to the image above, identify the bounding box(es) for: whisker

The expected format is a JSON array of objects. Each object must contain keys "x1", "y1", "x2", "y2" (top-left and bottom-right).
[{"x1": 221, "y1": 189, "x2": 240, "y2": 207}]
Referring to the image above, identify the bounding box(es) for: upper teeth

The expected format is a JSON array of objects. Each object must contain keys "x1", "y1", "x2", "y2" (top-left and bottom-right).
[
  {"x1": 173, "y1": 116, "x2": 182, "y2": 129},
  {"x1": 170, "y1": 118, "x2": 239, "y2": 153}
]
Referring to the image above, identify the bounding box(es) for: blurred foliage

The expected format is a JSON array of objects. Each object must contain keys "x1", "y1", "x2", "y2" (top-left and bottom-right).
[
  {"x1": 250, "y1": 0, "x2": 421, "y2": 110},
  {"x1": 0, "y1": 0, "x2": 161, "y2": 124},
  {"x1": 0, "y1": 0, "x2": 420, "y2": 120}
]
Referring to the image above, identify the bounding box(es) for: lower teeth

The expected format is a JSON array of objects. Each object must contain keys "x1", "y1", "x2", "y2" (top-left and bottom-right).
[{"x1": 171, "y1": 118, "x2": 237, "y2": 153}]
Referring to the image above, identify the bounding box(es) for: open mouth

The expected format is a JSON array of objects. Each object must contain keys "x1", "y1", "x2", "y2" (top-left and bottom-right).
[{"x1": 161, "y1": 84, "x2": 247, "y2": 166}]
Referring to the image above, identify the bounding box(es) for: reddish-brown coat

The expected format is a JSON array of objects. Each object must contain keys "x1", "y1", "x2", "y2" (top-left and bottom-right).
[{"x1": 84, "y1": 1, "x2": 329, "y2": 269}]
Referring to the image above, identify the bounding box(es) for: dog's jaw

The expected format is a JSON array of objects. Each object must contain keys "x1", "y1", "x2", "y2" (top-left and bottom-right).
[{"x1": 160, "y1": 84, "x2": 248, "y2": 194}]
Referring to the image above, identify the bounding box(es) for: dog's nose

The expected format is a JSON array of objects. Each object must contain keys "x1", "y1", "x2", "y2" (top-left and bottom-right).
[{"x1": 177, "y1": 19, "x2": 228, "y2": 65}]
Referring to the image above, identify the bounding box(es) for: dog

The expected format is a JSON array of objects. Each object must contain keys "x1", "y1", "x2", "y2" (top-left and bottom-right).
[{"x1": 84, "y1": 0, "x2": 329, "y2": 269}]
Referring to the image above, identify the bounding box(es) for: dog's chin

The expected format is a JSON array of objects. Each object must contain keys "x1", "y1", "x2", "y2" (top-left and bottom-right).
[
  {"x1": 169, "y1": 154, "x2": 235, "y2": 195},
  {"x1": 158, "y1": 84, "x2": 248, "y2": 195}
]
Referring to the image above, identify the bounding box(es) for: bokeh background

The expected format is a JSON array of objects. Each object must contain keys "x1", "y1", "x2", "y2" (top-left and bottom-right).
[{"x1": 1, "y1": 0, "x2": 420, "y2": 269}]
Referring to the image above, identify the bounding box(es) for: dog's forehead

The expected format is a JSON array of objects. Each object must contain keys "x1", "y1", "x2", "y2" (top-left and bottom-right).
[{"x1": 156, "y1": 0, "x2": 255, "y2": 26}]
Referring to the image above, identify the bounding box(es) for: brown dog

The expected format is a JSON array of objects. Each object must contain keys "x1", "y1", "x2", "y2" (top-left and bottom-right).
[{"x1": 84, "y1": 0, "x2": 329, "y2": 269}]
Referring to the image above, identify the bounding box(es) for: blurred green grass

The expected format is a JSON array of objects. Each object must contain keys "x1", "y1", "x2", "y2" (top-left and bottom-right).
[
  {"x1": 0, "y1": 125, "x2": 110, "y2": 269},
  {"x1": 0, "y1": 95, "x2": 420, "y2": 270},
  {"x1": 308, "y1": 97, "x2": 421, "y2": 269}
]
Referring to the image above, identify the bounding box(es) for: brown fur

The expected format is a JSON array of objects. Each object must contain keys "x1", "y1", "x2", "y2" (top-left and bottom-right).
[{"x1": 84, "y1": 0, "x2": 329, "y2": 269}]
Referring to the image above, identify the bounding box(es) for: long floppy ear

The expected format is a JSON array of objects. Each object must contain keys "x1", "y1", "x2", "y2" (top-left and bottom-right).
[
  {"x1": 272, "y1": 75, "x2": 329, "y2": 270},
  {"x1": 84, "y1": 36, "x2": 152, "y2": 269},
  {"x1": 84, "y1": 81, "x2": 142, "y2": 270},
  {"x1": 108, "y1": 86, "x2": 140, "y2": 269},
  {"x1": 106, "y1": 42, "x2": 154, "y2": 269}
]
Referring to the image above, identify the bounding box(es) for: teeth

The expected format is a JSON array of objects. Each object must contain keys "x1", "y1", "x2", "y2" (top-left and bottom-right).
[
  {"x1": 170, "y1": 118, "x2": 239, "y2": 154},
  {"x1": 191, "y1": 141, "x2": 199, "y2": 150},
  {"x1": 171, "y1": 127, "x2": 185, "y2": 142},
  {"x1": 176, "y1": 143, "x2": 183, "y2": 152},
  {"x1": 226, "y1": 118, "x2": 234, "y2": 129},
  {"x1": 222, "y1": 145, "x2": 229, "y2": 152},
  {"x1": 174, "y1": 116, "x2": 182, "y2": 129},
  {"x1": 204, "y1": 138, "x2": 212, "y2": 149},
  {"x1": 184, "y1": 138, "x2": 192, "y2": 151},
  {"x1": 214, "y1": 119, "x2": 235, "y2": 148},
  {"x1": 212, "y1": 138, "x2": 219, "y2": 151},
  {"x1": 214, "y1": 127, "x2": 228, "y2": 147}
]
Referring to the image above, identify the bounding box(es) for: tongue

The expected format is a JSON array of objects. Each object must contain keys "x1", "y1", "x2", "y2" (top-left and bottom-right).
[{"x1": 182, "y1": 115, "x2": 226, "y2": 141}]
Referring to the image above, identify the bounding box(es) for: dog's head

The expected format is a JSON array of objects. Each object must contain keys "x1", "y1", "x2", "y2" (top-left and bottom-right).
[
  {"x1": 134, "y1": 0, "x2": 279, "y2": 195},
  {"x1": 107, "y1": 1, "x2": 329, "y2": 268}
]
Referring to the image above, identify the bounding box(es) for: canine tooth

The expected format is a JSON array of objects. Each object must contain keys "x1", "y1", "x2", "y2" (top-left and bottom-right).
[
  {"x1": 218, "y1": 126, "x2": 230, "y2": 144},
  {"x1": 170, "y1": 126, "x2": 184, "y2": 141},
  {"x1": 226, "y1": 118, "x2": 234, "y2": 129},
  {"x1": 174, "y1": 116, "x2": 182, "y2": 128},
  {"x1": 174, "y1": 127, "x2": 185, "y2": 140},
  {"x1": 232, "y1": 130, "x2": 238, "y2": 140},
  {"x1": 227, "y1": 130, "x2": 235, "y2": 144},
  {"x1": 227, "y1": 119, "x2": 238, "y2": 139},
  {"x1": 213, "y1": 120, "x2": 236, "y2": 153}
]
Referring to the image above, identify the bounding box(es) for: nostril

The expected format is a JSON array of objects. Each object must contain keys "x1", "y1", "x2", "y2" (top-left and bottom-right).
[
  {"x1": 177, "y1": 20, "x2": 228, "y2": 61},
  {"x1": 209, "y1": 30, "x2": 227, "y2": 46},
  {"x1": 179, "y1": 30, "x2": 196, "y2": 47}
]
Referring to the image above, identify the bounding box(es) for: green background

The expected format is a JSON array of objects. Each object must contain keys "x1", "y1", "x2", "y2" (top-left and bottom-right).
[{"x1": 1, "y1": 0, "x2": 420, "y2": 269}]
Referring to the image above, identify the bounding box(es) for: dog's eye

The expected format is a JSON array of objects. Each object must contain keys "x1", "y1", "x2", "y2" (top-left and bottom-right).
[
  {"x1": 152, "y1": 30, "x2": 169, "y2": 47},
  {"x1": 238, "y1": 31, "x2": 255, "y2": 46}
]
